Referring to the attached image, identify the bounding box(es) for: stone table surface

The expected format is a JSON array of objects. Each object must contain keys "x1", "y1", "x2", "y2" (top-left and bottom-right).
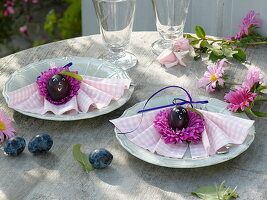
[{"x1": 0, "y1": 32, "x2": 266, "y2": 200}]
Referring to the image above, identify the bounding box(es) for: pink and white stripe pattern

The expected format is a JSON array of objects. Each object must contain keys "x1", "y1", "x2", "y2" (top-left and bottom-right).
[
  {"x1": 110, "y1": 108, "x2": 254, "y2": 159},
  {"x1": 8, "y1": 76, "x2": 131, "y2": 115}
]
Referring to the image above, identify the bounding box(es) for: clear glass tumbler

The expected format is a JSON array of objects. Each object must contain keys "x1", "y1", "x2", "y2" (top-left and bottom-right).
[
  {"x1": 93, "y1": 0, "x2": 137, "y2": 70},
  {"x1": 151, "y1": 0, "x2": 190, "y2": 55}
]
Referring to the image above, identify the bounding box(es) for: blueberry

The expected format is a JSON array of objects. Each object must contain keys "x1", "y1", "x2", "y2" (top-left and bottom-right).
[
  {"x1": 28, "y1": 134, "x2": 53, "y2": 154},
  {"x1": 89, "y1": 148, "x2": 113, "y2": 169},
  {"x1": 4, "y1": 136, "x2": 26, "y2": 156},
  {"x1": 169, "y1": 106, "x2": 189, "y2": 130}
]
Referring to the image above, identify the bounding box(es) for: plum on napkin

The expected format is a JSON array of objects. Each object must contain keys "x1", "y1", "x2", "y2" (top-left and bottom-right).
[
  {"x1": 110, "y1": 108, "x2": 254, "y2": 159},
  {"x1": 8, "y1": 76, "x2": 131, "y2": 115}
]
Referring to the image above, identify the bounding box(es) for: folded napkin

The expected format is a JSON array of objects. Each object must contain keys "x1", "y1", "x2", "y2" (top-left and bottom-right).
[
  {"x1": 8, "y1": 76, "x2": 131, "y2": 115},
  {"x1": 110, "y1": 108, "x2": 254, "y2": 159}
]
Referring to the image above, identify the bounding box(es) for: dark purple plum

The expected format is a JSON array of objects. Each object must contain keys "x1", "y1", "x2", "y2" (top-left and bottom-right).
[
  {"x1": 169, "y1": 106, "x2": 189, "y2": 131},
  {"x1": 47, "y1": 74, "x2": 70, "y2": 101},
  {"x1": 89, "y1": 148, "x2": 113, "y2": 169},
  {"x1": 28, "y1": 134, "x2": 53, "y2": 154},
  {"x1": 4, "y1": 136, "x2": 26, "y2": 156}
]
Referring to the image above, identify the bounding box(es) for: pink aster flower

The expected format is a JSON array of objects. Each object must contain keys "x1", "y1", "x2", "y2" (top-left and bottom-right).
[
  {"x1": 198, "y1": 59, "x2": 226, "y2": 92},
  {"x1": 0, "y1": 110, "x2": 16, "y2": 142},
  {"x1": 154, "y1": 108, "x2": 205, "y2": 144},
  {"x1": 228, "y1": 10, "x2": 262, "y2": 40},
  {"x1": 20, "y1": 25, "x2": 28, "y2": 33},
  {"x1": 224, "y1": 87, "x2": 257, "y2": 112},
  {"x1": 242, "y1": 10, "x2": 262, "y2": 30},
  {"x1": 242, "y1": 67, "x2": 263, "y2": 90},
  {"x1": 3, "y1": 1, "x2": 15, "y2": 16}
]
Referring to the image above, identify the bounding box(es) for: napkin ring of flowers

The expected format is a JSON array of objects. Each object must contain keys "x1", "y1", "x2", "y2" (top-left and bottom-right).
[
  {"x1": 111, "y1": 86, "x2": 255, "y2": 159},
  {"x1": 7, "y1": 62, "x2": 131, "y2": 115}
]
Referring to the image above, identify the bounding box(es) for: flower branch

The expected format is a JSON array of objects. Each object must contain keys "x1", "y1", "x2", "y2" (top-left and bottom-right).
[{"x1": 185, "y1": 10, "x2": 266, "y2": 63}]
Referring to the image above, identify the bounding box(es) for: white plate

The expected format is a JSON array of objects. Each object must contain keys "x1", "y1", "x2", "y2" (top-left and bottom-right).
[
  {"x1": 115, "y1": 95, "x2": 255, "y2": 168},
  {"x1": 3, "y1": 57, "x2": 134, "y2": 121}
]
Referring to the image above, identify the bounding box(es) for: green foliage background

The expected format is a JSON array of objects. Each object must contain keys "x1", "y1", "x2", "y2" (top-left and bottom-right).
[
  {"x1": 44, "y1": 0, "x2": 81, "y2": 40},
  {"x1": 0, "y1": 0, "x2": 81, "y2": 55}
]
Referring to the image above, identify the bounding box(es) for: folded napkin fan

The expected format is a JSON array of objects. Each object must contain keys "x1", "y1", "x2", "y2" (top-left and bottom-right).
[
  {"x1": 8, "y1": 76, "x2": 131, "y2": 115},
  {"x1": 110, "y1": 108, "x2": 254, "y2": 159}
]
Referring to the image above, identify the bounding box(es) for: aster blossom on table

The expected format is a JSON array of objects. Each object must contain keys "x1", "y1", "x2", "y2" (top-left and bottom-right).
[
  {"x1": 0, "y1": 110, "x2": 15, "y2": 142},
  {"x1": 241, "y1": 67, "x2": 266, "y2": 93},
  {"x1": 228, "y1": 10, "x2": 262, "y2": 40},
  {"x1": 198, "y1": 59, "x2": 226, "y2": 92},
  {"x1": 154, "y1": 108, "x2": 205, "y2": 144},
  {"x1": 224, "y1": 87, "x2": 257, "y2": 113},
  {"x1": 224, "y1": 68, "x2": 267, "y2": 117}
]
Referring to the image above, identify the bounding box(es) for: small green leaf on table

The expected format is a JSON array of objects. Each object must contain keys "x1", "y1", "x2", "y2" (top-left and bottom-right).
[
  {"x1": 195, "y1": 26, "x2": 206, "y2": 38},
  {"x1": 58, "y1": 70, "x2": 83, "y2": 81},
  {"x1": 72, "y1": 144, "x2": 94, "y2": 173},
  {"x1": 192, "y1": 182, "x2": 238, "y2": 200}
]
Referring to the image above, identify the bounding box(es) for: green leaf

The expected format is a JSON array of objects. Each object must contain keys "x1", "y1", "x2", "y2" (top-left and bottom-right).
[
  {"x1": 72, "y1": 144, "x2": 94, "y2": 173},
  {"x1": 194, "y1": 55, "x2": 201, "y2": 61},
  {"x1": 192, "y1": 182, "x2": 238, "y2": 200},
  {"x1": 191, "y1": 40, "x2": 200, "y2": 45},
  {"x1": 254, "y1": 95, "x2": 267, "y2": 101},
  {"x1": 256, "y1": 85, "x2": 267, "y2": 92},
  {"x1": 195, "y1": 26, "x2": 206, "y2": 38},
  {"x1": 58, "y1": 70, "x2": 83, "y2": 81},
  {"x1": 213, "y1": 48, "x2": 224, "y2": 56},
  {"x1": 233, "y1": 49, "x2": 246, "y2": 62},
  {"x1": 192, "y1": 186, "x2": 218, "y2": 200},
  {"x1": 184, "y1": 34, "x2": 197, "y2": 40},
  {"x1": 251, "y1": 111, "x2": 267, "y2": 117},
  {"x1": 222, "y1": 46, "x2": 238, "y2": 57},
  {"x1": 186, "y1": 108, "x2": 204, "y2": 118},
  {"x1": 244, "y1": 107, "x2": 257, "y2": 118},
  {"x1": 200, "y1": 40, "x2": 213, "y2": 49},
  {"x1": 209, "y1": 51, "x2": 225, "y2": 62}
]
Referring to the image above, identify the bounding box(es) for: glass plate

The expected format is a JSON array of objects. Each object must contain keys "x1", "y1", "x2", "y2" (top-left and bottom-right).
[
  {"x1": 3, "y1": 56, "x2": 134, "y2": 121},
  {"x1": 114, "y1": 95, "x2": 255, "y2": 168}
]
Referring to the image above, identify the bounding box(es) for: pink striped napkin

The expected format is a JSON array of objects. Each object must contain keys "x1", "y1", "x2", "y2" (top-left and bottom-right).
[
  {"x1": 8, "y1": 76, "x2": 131, "y2": 115},
  {"x1": 110, "y1": 108, "x2": 254, "y2": 159}
]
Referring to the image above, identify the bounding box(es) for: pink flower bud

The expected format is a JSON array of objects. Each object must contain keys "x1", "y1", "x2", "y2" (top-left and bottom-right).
[
  {"x1": 173, "y1": 38, "x2": 190, "y2": 52},
  {"x1": 20, "y1": 25, "x2": 28, "y2": 33}
]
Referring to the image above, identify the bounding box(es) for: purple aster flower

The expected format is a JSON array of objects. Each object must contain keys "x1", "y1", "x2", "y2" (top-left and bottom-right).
[
  {"x1": 224, "y1": 87, "x2": 256, "y2": 113},
  {"x1": 242, "y1": 67, "x2": 263, "y2": 90},
  {"x1": 154, "y1": 108, "x2": 205, "y2": 144},
  {"x1": 228, "y1": 10, "x2": 262, "y2": 40}
]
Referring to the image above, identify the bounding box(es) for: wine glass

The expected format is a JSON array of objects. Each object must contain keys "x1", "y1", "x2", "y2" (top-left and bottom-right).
[
  {"x1": 151, "y1": 0, "x2": 190, "y2": 55},
  {"x1": 93, "y1": 0, "x2": 137, "y2": 70}
]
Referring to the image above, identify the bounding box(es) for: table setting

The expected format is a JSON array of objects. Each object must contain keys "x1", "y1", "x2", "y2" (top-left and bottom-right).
[{"x1": 0, "y1": 0, "x2": 267, "y2": 199}]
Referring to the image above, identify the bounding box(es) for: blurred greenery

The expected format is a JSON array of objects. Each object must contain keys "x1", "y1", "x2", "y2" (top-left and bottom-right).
[
  {"x1": 44, "y1": 0, "x2": 81, "y2": 40},
  {"x1": 0, "y1": 0, "x2": 81, "y2": 56}
]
